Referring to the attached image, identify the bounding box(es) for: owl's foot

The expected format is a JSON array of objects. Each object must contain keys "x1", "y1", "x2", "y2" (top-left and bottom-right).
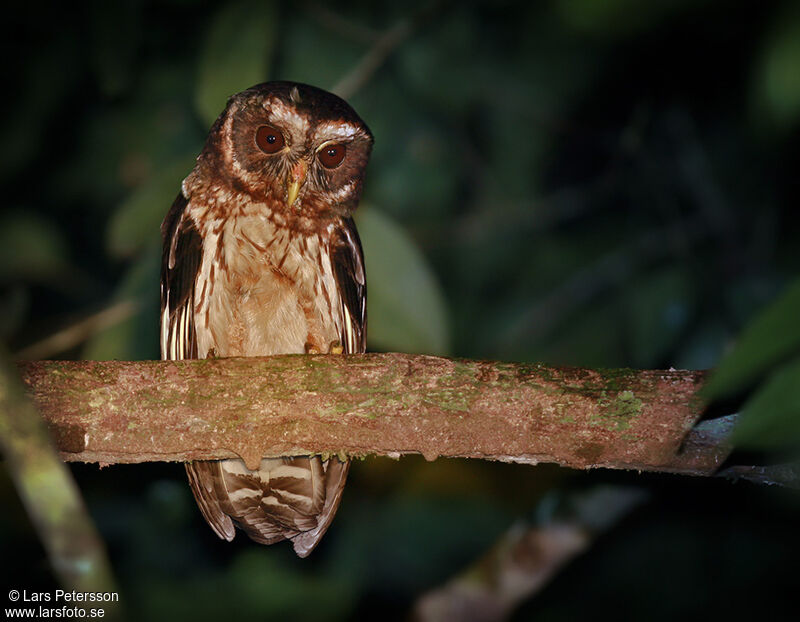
[
  {"x1": 329, "y1": 340, "x2": 343, "y2": 355},
  {"x1": 304, "y1": 342, "x2": 321, "y2": 355}
]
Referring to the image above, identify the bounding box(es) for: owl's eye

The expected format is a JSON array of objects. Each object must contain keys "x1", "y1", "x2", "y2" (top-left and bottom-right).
[
  {"x1": 255, "y1": 125, "x2": 285, "y2": 154},
  {"x1": 318, "y1": 143, "x2": 346, "y2": 169}
]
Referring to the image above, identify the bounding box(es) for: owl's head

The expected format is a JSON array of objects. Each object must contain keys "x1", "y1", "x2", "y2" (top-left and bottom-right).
[{"x1": 197, "y1": 81, "x2": 373, "y2": 223}]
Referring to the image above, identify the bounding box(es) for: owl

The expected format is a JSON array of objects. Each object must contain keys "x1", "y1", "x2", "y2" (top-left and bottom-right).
[{"x1": 160, "y1": 81, "x2": 372, "y2": 557}]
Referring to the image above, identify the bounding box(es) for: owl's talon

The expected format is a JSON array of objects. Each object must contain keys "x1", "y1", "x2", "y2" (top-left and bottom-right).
[
  {"x1": 329, "y1": 340, "x2": 344, "y2": 355},
  {"x1": 305, "y1": 342, "x2": 321, "y2": 355}
]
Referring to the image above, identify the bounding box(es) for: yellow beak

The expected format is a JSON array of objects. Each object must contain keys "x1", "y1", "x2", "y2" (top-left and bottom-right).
[{"x1": 286, "y1": 160, "x2": 308, "y2": 208}]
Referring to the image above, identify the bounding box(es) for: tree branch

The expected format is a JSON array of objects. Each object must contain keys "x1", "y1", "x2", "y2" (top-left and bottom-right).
[
  {"x1": 332, "y1": 1, "x2": 445, "y2": 100},
  {"x1": 16, "y1": 353, "x2": 727, "y2": 477},
  {"x1": 413, "y1": 486, "x2": 648, "y2": 621},
  {"x1": 15, "y1": 299, "x2": 138, "y2": 360}
]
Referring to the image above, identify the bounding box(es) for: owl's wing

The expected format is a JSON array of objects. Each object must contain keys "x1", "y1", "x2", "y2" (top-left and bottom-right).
[
  {"x1": 160, "y1": 193, "x2": 237, "y2": 542},
  {"x1": 331, "y1": 216, "x2": 367, "y2": 355},
  {"x1": 289, "y1": 217, "x2": 366, "y2": 557},
  {"x1": 160, "y1": 192, "x2": 201, "y2": 361}
]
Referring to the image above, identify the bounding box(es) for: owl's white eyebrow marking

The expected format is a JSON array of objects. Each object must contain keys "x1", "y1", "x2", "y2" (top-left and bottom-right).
[{"x1": 314, "y1": 121, "x2": 361, "y2": 141}]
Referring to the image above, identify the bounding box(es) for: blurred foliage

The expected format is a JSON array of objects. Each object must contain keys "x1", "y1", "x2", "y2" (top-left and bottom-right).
[
  {"x1": 356, "y1": 207, "x2": 450, "y2": 354},
  {"x1": 705, "y1": 278, "x2": 800, "y2": 448},
  {"x1": 196, "y1": 1, "x2": 279, "y2": 127},
  {"x1": 0, "y1": 211, "x2": 70, "y2": 283},
  {"x1": 705, "y1": 278, "x2": 800, "y2": 394},
  {"x1": 733, "y1": 357, "x2": 800, "y2": 449},
  {"x1": 3, "y1": 0, "x2": 800, "y2": 619},
  {"x1": 753, "y1": 3, "x2": 800, "y2": 131}
]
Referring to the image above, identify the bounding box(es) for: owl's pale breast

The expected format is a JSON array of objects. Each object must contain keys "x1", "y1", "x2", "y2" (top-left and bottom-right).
[{"x1": 190, "y1": 207, "x2": 343, "y2": 358}]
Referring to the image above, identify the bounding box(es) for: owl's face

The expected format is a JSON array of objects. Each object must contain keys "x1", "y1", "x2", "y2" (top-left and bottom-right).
[{"x1": 198, "y1": 82, "x2": 373, "y2": 223}]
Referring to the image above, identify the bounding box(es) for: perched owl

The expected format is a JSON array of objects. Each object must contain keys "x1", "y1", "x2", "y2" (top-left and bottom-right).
[{"x1": 160, "y1": 81, "x2": 372, "y2": 557}]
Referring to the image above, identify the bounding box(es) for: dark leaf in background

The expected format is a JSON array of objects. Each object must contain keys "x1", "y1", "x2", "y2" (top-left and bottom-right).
[
  {"x1": 356, "y1": 208, "x2": 450, "y2": 354},
  {"x1": 752, "y1": 4, "x2": 800, "y2": 131},
  {"x1": 0, "y1": 211, "x2": 71, "y2": 284},
  {"x1": 732, "y1": 355, "x2": 800, "y2": 448},
  {"x1": 554, "y1": 0, "x2": 697, "y2": 38},
  {"x1": 704, "y1": 278, "x2": 800, "y2": 400},
  {"x1": 82, "y1": 245, "x2": 160, "y2": 361},
  {"x1": 53, "y1": 63, "x2": 200, "y2": 212},
  {"x1": 195, "y1": 0, "x2": 278, "y2": 128},
  {"x1": 107, "y1": 155, "x2": 198, "y2": 259}
]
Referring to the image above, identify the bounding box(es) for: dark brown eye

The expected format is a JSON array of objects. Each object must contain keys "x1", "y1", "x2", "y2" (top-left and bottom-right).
[
  {"x1": 255, "y1": 125, "x2": 285, "y2": 154},
  {"x1": 318, "y1": 143, "x2": 346, "y2": 168}
]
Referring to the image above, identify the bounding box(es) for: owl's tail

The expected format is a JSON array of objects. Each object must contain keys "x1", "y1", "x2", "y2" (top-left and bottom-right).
[{"x1": 185, "y1": 455, "x2": 349, "y2": 557}]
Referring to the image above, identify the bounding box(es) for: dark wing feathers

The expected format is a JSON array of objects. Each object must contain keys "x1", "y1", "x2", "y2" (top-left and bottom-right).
[
  {"x1": 185, "y1": 461, "x2": 236, "y2": 541},
  {"x1": 161, "y1": 193, "x2": 237, "y2": 542},
  {"x1": 288, "y1": 216, "x2": 367, "y2": 557},
  {"x1": 291, "y1": 457, "x2": 350, "y2": 557},
  {"x1": 160, "y1": 192, "x2": 201, "y2": 360},
  {"x1": 331, "y1": 216, "x2": 367, "y2": 355}
]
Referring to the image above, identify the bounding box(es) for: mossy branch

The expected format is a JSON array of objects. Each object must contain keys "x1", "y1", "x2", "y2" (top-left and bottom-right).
[{"x1": 15, "y1": 353, "x2": 733, "y2": 477}]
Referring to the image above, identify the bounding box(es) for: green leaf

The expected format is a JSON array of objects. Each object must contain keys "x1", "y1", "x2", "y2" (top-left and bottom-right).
[
  {"x1": 732, "y1": 356, "x2": 800, "y2": 449},
  {"x1": 107, "y1": 155, "x2": 197, "y2": 259},
  {"x1": 195, "y1": 0, "x2": 278, "y2": 128},
  {"x1": 82, "y1": 245, "x2": 160, "y2": 361},
  {"x1": 355, "y1": 208, "x2": 450, "y2": 355},
  {"x1": 753, "y1": 6, "x2": 800, "y2": 130},
  {"x1": 51, "y1": 61, "x2": 199, "y2": 214},
  {"x1": 704, "y1": 278, "x2": 800, "y2": 400},
  {"x1": 0, "y1": 211, "x2": 69, "y2": 283},
  {"x1": 366, "y1": 119, "x2": 460, "y2": 220},
  {"x1": 555, "y1": 0, "x2": 692, "y2": 37}
]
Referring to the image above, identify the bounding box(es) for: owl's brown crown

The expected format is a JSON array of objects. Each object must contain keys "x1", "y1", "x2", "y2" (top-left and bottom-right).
[{"x1": 236, "y1": 81, "x2": 374, "y2": 141}]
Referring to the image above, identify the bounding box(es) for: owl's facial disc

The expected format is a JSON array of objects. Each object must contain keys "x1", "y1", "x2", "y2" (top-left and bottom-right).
[{"x1": 286, "y1": 160, "x2": 307, "y2": 208}]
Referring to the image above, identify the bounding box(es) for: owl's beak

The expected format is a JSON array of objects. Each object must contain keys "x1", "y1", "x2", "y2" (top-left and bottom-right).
[{"x1": 286, "y1": 160, "x2": 308, "y2": 208}]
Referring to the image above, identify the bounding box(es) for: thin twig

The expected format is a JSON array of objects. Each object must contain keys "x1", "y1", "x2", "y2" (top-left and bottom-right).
[
  {"x1": 303, "y1": 1, "x2": 380, "y2": 44},
  {"x1": 16, "y1": 299, "x2": 138, "y2": 360},
  {"x1": 413, "y1": 486, "x2": 648, "y2": 621},
  {"x1": 332, "y1": 1, "x2": 446, "y2": 100}
]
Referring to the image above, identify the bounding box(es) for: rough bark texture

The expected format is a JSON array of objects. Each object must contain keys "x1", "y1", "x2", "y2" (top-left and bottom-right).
[{"x1": 16, "y1": 353, "x2": 727, "y2": 476}]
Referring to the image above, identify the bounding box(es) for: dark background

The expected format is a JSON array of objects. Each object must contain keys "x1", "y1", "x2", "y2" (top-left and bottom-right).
[{"x1": 2, "y1": 1, "x2": 800, "y2": 619}]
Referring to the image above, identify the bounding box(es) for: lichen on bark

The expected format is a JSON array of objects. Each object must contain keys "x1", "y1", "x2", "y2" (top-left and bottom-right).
[{"x1": 15, "y1": 354, "x2": 721, "y2": 476}]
